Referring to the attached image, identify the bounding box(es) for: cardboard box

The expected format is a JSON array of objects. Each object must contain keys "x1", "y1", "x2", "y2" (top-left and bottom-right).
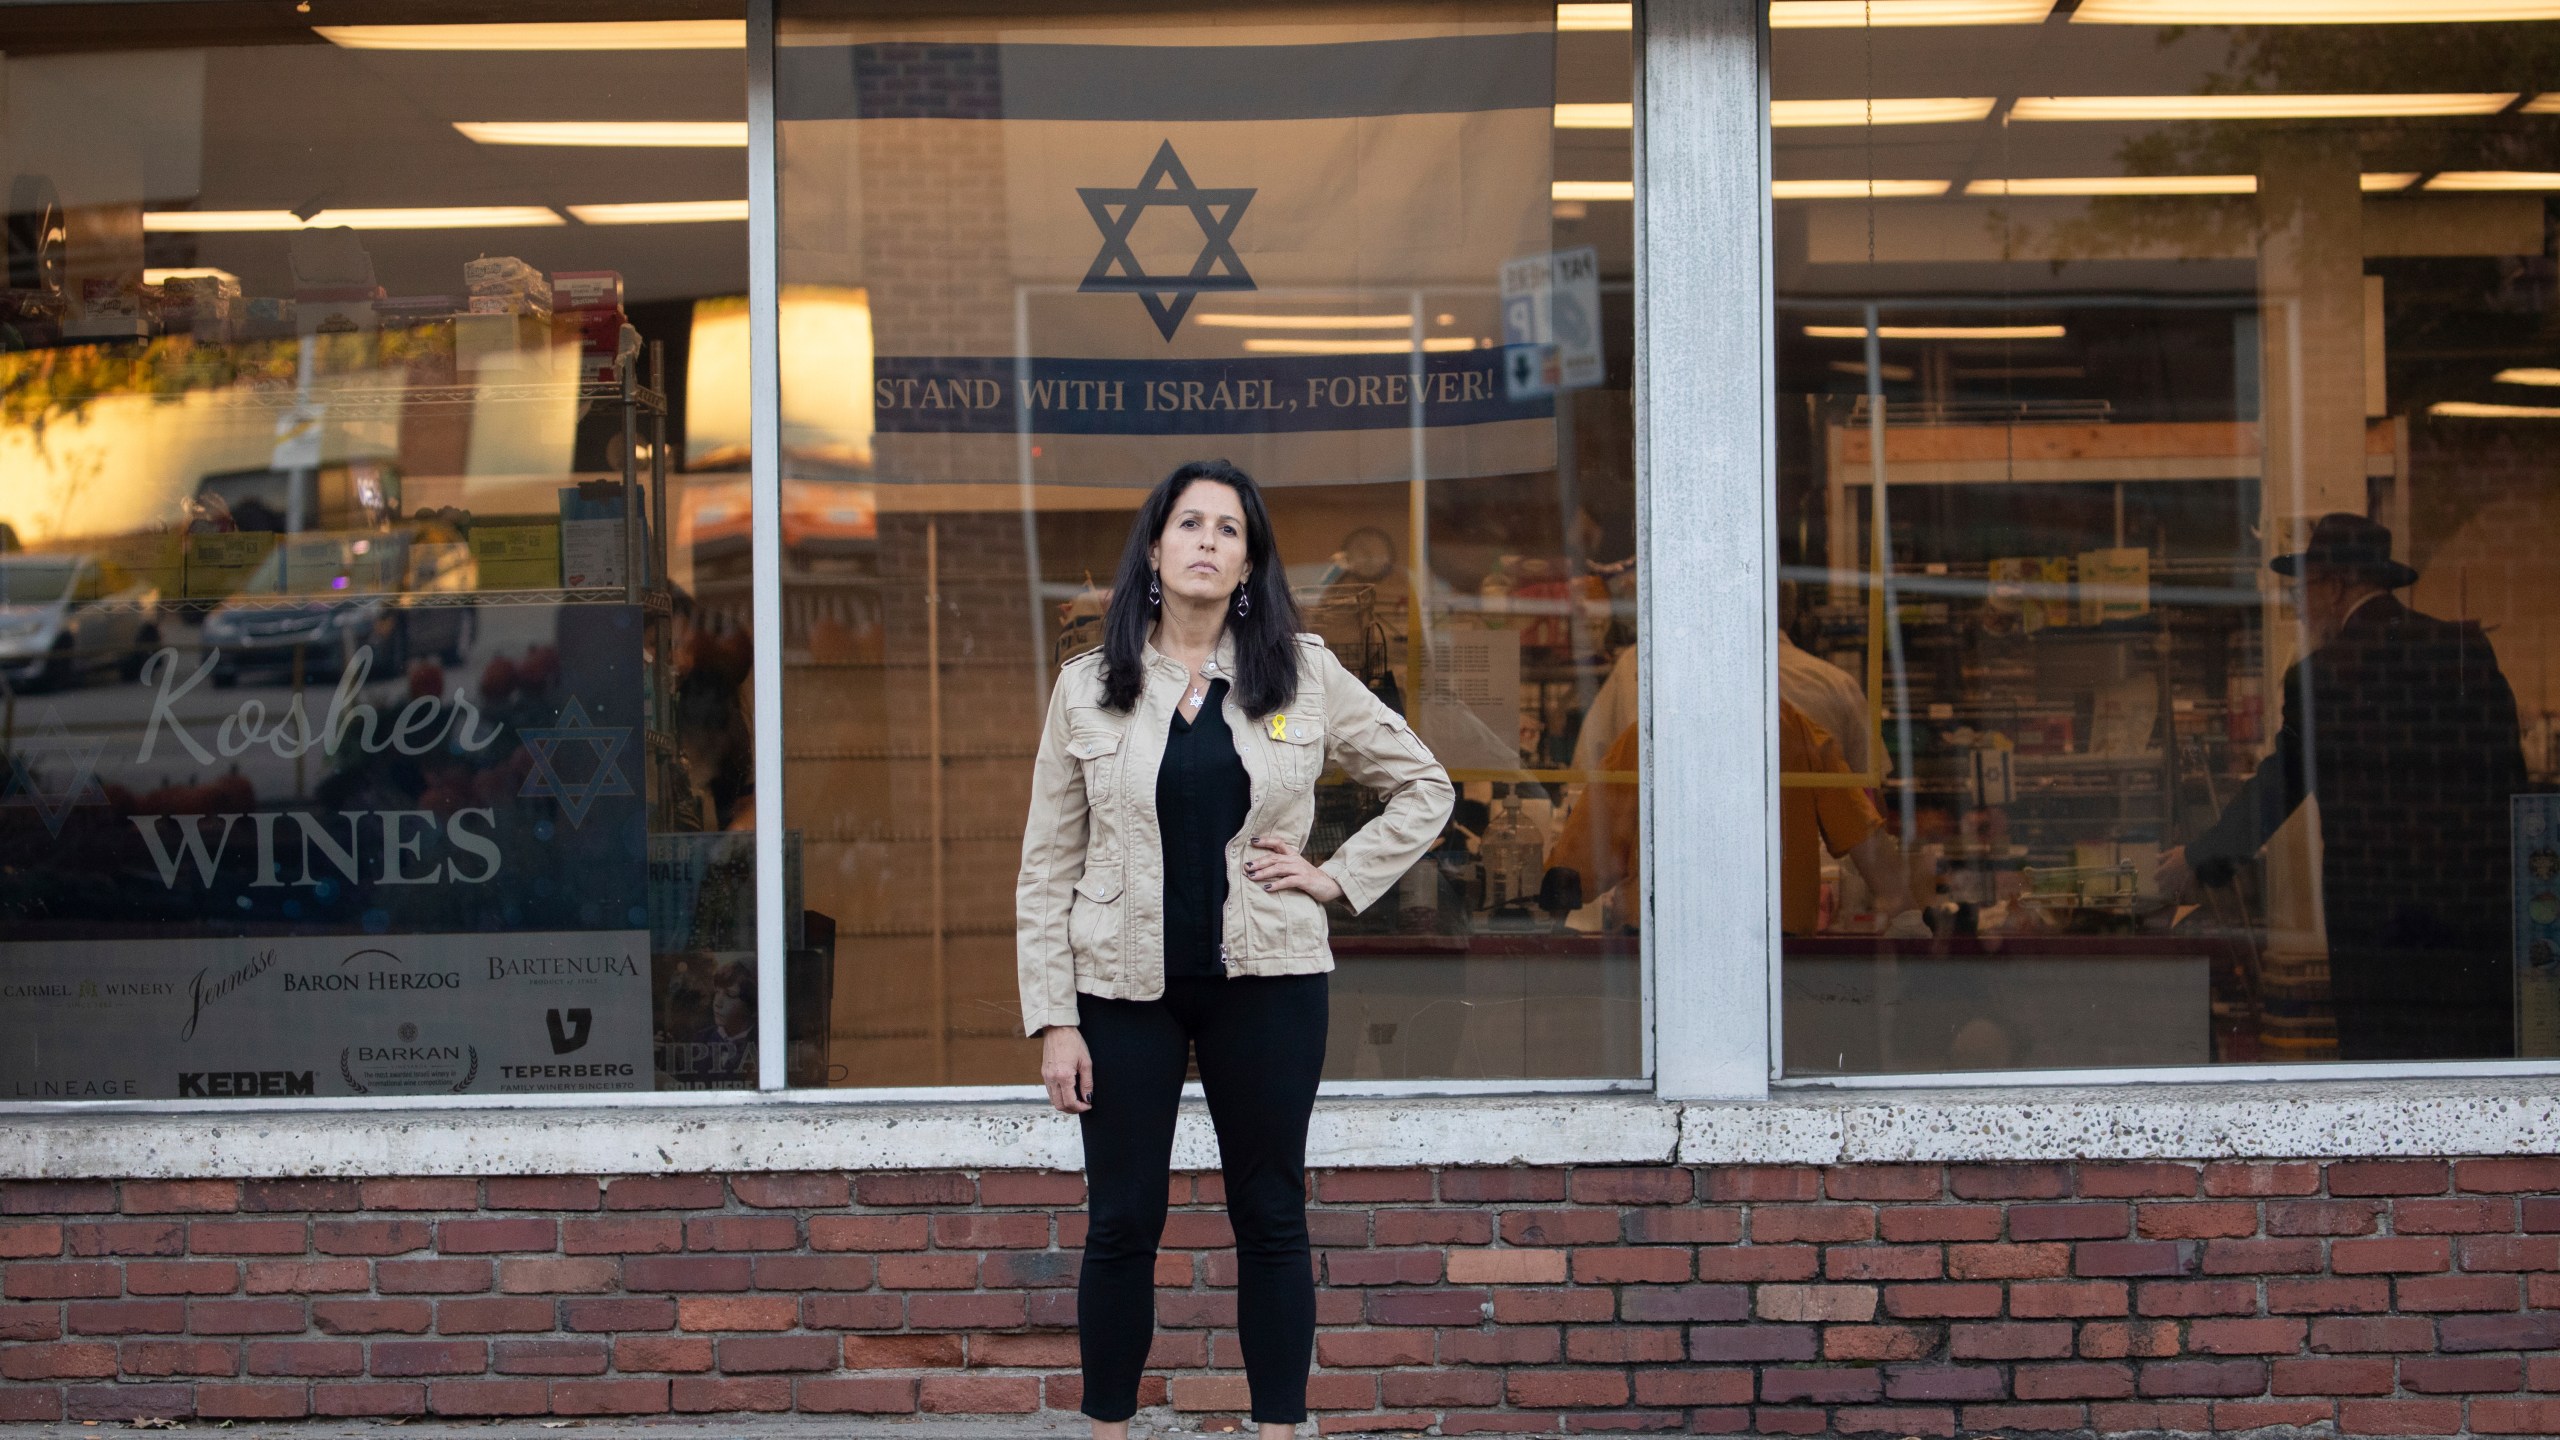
[{"x1": 467, "y1": 522, "x2": 561, "y2": 590}]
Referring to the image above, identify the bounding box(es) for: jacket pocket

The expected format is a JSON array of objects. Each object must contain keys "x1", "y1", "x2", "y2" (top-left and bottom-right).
[
  {"x1": 1268, "y1": 707, "x2": 1325, "y2": 790},
  {"x1": 1065, "y1": 711, "x2": 1125, "y2": 805},
  {"x1": 1068, "y1": 861, "x2": 1125, "y2": 972}
]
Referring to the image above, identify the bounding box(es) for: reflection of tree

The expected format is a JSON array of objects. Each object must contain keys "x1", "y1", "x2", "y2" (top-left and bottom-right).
[
  {"x1": 0, "y1": 328, "x2": 454, "y2": 434},
  {"x1": 2021, "y1": 23, "x2": 2560, "y2": 264}
]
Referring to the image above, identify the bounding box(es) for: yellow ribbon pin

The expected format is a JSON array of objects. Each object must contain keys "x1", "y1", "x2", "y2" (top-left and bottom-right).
[{"x1": 1268, "y1": 715, "x2": 1288, "y2": 741}]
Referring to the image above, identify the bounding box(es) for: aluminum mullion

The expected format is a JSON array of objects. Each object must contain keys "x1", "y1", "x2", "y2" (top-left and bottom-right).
[{"x1": 747, "y1": 0, "x2": 788, "y2": 1092}]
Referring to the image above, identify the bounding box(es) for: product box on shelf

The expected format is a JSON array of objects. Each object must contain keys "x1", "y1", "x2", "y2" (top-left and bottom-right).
[
  {"x1": 552, "y1": 269, "x2": 627, "y2": 384},
  {"x1": 467, "y1": 519, "x2": 562, "y2": 590}
]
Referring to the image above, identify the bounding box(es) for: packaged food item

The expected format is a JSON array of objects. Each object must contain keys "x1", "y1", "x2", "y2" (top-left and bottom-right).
[
  {"x1": 551, "y1": 269, "x2": 628, "y2": 384},
  {"x1": 560, "y1": 480, "x2": 646, "y2": 589},
  {"x1": 463, "y1": 255, "x2": 549, "y2": 318},
  {"x1": 155, "y1": 273, "x2": 243, "y2": 341},
  {"x1": 65, "y1": 277, "x2": 146, "y2": 338},
  {"x1": 467, "y1": 521, "x2": 562, "y2": 590}
]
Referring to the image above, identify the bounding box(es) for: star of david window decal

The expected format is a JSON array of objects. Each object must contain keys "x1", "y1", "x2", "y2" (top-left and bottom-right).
[
  {"x1": 517, "y1": 697, "x2": 634, "y2": 830},
  {"x1": 1079, "y1": 140, "x2": 1256, "y2": 341},
  {"x1": 1, "y1": 707, "x2": 106, "y2": 839}
]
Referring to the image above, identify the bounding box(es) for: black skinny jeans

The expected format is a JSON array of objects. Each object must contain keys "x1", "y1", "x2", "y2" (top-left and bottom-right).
[{"x1": 1076, "y1": 973, "x2": 1328, "y2": 1425}]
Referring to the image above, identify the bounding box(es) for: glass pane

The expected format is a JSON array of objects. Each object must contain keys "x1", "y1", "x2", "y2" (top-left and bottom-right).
[
  {"x1": 0, "y1": 5, "x2": 756, "y2": 1100},
  {"x1": 1771, "y1": 6, "x2": 2556, "y2": 1074},
  {"x1": 777, "y1": 0, "x2": 1640, "y2": 1086}
]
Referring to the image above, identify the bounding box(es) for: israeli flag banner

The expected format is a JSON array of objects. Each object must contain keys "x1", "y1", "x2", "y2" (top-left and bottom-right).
[{"x1": 777, "y1": 5, "x2": 1558, "y2": 487}]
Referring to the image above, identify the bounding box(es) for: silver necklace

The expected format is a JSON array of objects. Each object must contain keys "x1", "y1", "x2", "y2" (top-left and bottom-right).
[{"x1": 1187, "y1": 658, "x2": 1220, "y2": 709}]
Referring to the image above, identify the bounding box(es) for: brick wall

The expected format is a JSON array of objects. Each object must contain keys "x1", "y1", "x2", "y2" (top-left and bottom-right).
[{"x1": 2, "y1": 1160, "x2": 2557, "y2": 1437}]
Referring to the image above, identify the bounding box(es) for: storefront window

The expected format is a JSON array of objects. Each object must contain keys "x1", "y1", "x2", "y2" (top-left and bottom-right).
[
  {"x1": 0, "y1": 7, "x2": 758, "y2": 1098},
  {"x1": 776, "y1": 1, "x2": 1641, "y2": 1086},
  {"x1": 1772, "y1": 4, "x2": 2557, "y2": 1074}
]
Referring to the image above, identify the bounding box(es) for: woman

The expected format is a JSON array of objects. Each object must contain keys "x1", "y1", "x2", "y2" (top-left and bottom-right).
[{"x1": 1017, "y1": 459, "x2": 1453, "y2": 1438}]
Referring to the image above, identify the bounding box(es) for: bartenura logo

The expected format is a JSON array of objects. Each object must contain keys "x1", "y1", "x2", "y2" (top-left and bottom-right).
[
  {"x1": 547, "y1": 1007, "x2": 593, "y2": 1055},
  {"x1": 178, "y1": 1070, "x2": 315, "y2": 1098}
]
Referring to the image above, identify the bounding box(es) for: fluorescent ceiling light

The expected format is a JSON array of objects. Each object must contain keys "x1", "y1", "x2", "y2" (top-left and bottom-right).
[
  {"x1": 144, "y1": 267, "x2": 240, "y2": 286},
  {"x1": 2426, "y1": 171, "x2": 2560, "y2": 190},
  {"x1": 1967, "y1": 174, "x2": 2255, "y2": 195},
  {"x1": 1553, "y1": 179, "x2": 1634, "y2": 201},
  {"x1": 1194, "y1": 314, "x2": 1415, "y2": 330},
  {"x1": 2494, "y1": 368, "x2": 2560, "y2": 386},
  {"x1": 1773, "y1": 98, "x2": 1999, "y2": 127},
  {"x1": 1241, "y1": 337, "x2": 1481, "y2": 355},
  {"x1": 1774, "y1": 178, "x2": 1952, "y2": 198},
  {"x1": 2361, "y1": 172, "x2": 2421, "y2": 191},
  {"x1": 1555, "y1": 103, "x2": 1634, "y2": 129},
  {"x1": 2076, "y1": 0, "x2": 2560, "y2": 21},
  {"x1": 1555, "y1": 4, "x2": 1632, "y2": 31},
  {"x1": 2010, "y1": 93, "x2": 2515, "y2": 120},
  {"x1": 1804, "y1": 323, "x2": 2067, "y2": 339},
  {"x1": 1773, "y1": 1, "x2": 2054, "y2": 25},
  {"x1": 568, "y1": 200, "x2": 749, "y2": 225},
  {"x1": 2431, "y1": 400, "x2": 2560, "y2": 418},
  {"x1": 456, "y1": 121, "x2": 747, "y2": 148},
  {"x1": 2527, "y1": 96, "x2": 2560, "y2": 113},
  {"x1": 143, "y1": 207, "x2": 564, "y2": 232},
  {"x1": 316, "y1": 21, "x2": 744, "y2": 50}
]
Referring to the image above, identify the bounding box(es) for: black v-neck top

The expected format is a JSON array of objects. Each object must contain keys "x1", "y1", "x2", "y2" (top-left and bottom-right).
[{"x1": 1158, "y1": 678, "x2": 1252, "y2": 978}]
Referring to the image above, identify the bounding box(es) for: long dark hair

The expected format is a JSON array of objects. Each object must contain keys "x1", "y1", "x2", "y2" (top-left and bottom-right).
[{"x1": 1098, "y1": 459, "x2": 1302, "y2": 718}]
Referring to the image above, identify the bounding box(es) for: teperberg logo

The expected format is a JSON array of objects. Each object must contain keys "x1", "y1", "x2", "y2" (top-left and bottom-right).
[{"x1": 547, "y1": 1007, "x2": 593, "y2": 1055}]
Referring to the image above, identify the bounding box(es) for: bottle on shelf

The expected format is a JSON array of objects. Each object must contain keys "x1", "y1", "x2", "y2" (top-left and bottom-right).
[{"x1": 1479, "y1": 783, "x2": 1546, "y2": 913}]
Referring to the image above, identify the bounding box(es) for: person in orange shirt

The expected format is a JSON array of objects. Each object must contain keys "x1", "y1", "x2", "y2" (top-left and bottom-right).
[{"x1": 1547, "y1": 700, "x2": 1915, "y2": 933}]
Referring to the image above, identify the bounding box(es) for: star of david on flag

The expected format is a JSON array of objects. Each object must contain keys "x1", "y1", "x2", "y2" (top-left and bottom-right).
[
  {"x1": 1, "y1": 708, "x2": 108, "y2": 839},
  {"x1": 517, "y1": 697, "x2": 635, "y2": 830},
  {"x1": 1078, "y1": 140, "x2": 1256, "y2": 341}
]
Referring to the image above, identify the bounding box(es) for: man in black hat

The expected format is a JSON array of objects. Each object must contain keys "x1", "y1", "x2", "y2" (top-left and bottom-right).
[{"x1": 2158, "y1": 513, "x2": 2527, "y2": 1060}]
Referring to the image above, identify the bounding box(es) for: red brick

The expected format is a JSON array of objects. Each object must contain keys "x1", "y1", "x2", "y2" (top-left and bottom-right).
[
  {"x1": 1753, "y1": 1206, "x2": 1874, "y2": 1244},
  {"x1": 1158, "y1": 1292, "x2": 1237, "y2": 1327},
  {"x1": 1377, "y1": 1209, "x2": 1494, "y2": 1246},
  {"x1": 564, "y1": 1216, "x2": 682, "y2": 1254},
  {"x1": 2077, "y1": 1240, "x2": 2200, "y2": 1278},
  {"x1": 1621, "y1": 1207, "x2": 1740, "y2": 1244},
  {"x1": 428, "y1": 1378, "x2": 549, "y2": 1415},
  {"x1": 0, "y1": 1391, "x2": 60, "y2": 1421},
  {"x1": 2333, "y1": 1237, "x2": 2450, "y2": 1274},
  {"x1": 1759, "y1": 1368, "x2": 1879, "y2": 1404},
  {"x1": 677, "y1": 1295, "x2": 797, "y2": 1331},
  {"x1": 2079, "y1": 1320, "x2": 2181, "y2": 1359},
  {"x1": 2139, "y1": 1358, "x2": 2266, "y2": 1398},
  {"x1": 1882, "y1": 1282, "x2": 2002, "y2": 1318},
  {"x1": 1687, "y1": 1325, "x2": 1817, "y2": 1362},
  {"x1": 240, "y1": 1179, "x2": 359, "y2": 1213},
  {"x1": 2013, "y1": 1204, "x2": 2130, "y2": 1241},
  {"x1": 2136, "y1": 1280, "x2": 2257, "y2": 1317},
  {"x1": 437, "y1": 1217, "x2": 557, "y2": 1254},
  {"x1": 378, "y1": 1258, "x2": 492, "y2": 1294},
  {"x1": 1440, "y1": 1168, "x2": 1570, "y2": 1203},
  {"x1": 981, "y1": 1250, "x2": 1079, "y2": 1290},
  {"x1": 1951, "y1": 1322, "x2": 2074, "y2": 1360},
  {"x1": 716, "y1": 1334, "x2": 839, "y2": 1373},
  {"x1": 1306, "y1": 1372, "x2": 1381, "y2": 1411},
  {"x1": 1694, "y1": 1245, "x2": 1820, "y2": 1283},
  {"x1": 2328, "y1": 1160, "x2": 2447, "y2": 1197},
  {"x1": 1828, "y1": 1247, "x2": 1941, "y2": 1282},
  {"x1": 2269, "y1": 1199, "x2": 2381, "y2": 1236},
  {"x1": 483, "y1": 1176, "x2": 601, "y2": 1210},
  {"x1": 2137, "y1": 1202, "x2": 2259, "y2": 1240},
  {"x1": 551, "y1": 1378, "x2": 671, "y2": 1415},
  {"x1": 1569, "y1": 1168, "x2": 1693, "y2": 1205},
  {"x1": 6, "y1": 1261, "x2": 121, "y2": 1298},
  {"x1": 604, "y1": 1176, "x2": 727, "y2": 1211},
  {"x1": 1885, "y1": 1365, "x2": 2006, "y2": 1402},
  {"x1": 1315, "y1": 1329, "x2": 1430, "y2": 1368},
  {"x1": 1962, "y1": 1403, "x2": 2087, "y2": 1433},
  {"x1": 2397, "y1": 1354, "x2": 2522, "y2": 1393},
  {"x1": 2188, "y1": 1317, "x2": 2307, "y2": 1354},
  {"x1": 1492, "y1": 1288, "x2": 1613, "y2": 1323},
  {"x1": 1440, "y1": 1325, "x2": 1563, "y2": 1365},
  {"x1": 65, "y1": 1300, "x2": 184, "y2": 1335},
  {"x1": 1630, "y1": 1368, "x2": 1753, "y2": 1406},
  {"x1": 2203, "y1": 1237, "x2": 2324, "y2": 1275},
  {"x1": 1565, "y1": 1325, "x2": 1685, "y2": 1363},
  {"x1": 2268, "y1": 1277, "x2": 2394, "y2": 1314},
  {"x1": 2397, "y1": 1273, "x2": 2520, "y2": 1312},
  {"x1": 3, "y1": 1181, "x2": 116, "y2": 1215},
  {"x1": 2439, "y1": 1312, "x2": 2560, "y2": 1351},
  {"x1": 920, "y1": 1375, "x2": 1039, "y2": 1413},
  {"x1": 2, "y1": 1341, "x2": 117, "y2": 1380},
  {"x1": 2461, "y1": 1236, "x2": 2560, "y2": 1272},
  {"x1": 0, "y1": 1222, "x2": 61, "y2": 1257},
  {"x1": 809, "y1": 1214, "x2": 929, "y2": 1252},
  {"x1": 65, "y1": 1221, "x2": 185, "y2": 1257},
  {"x1": 2204, "y1": 1162, "x2": 2322, "y2": 1197},
  {"x1": 616, "y1": 1335, "x2": 716, "y2": 1372},
  {"x1": 372, "y1": 1339, "x2": 488, "y2": 1376},
  {"x1": 1947, "y1": 1242, "x2": 2069, "y2": 1279},
  {"x1": 361, "y1": 1179, "x2": 480, "y2": 1211},
  {"x1": 968, "y1": 1333, "x2": 1080, "y2": 1368},
  {"x1": 876, "y1": 1253, "x2": 977, "y2": 1290},
  {"x1": 246, "y1": 1258, "x2": 369, "y2": 1294},
  {"x1": 853, "y1": 1172, "x2": 976, "y2": 1207},
  {"x1": 1499, "y1": 1209, "x2": 1617, "y2": 1247},
  {"x1": 674, "y1": 1376, "x2": 794, "y2": 1412},
  {"x1": 1319, "y1": 1413, "x2": 1436, "y2": 1435},
  {"x1": 910, "y1": 1293, "x2": 1028, "y2": 1330},
  {"x1": 311, "y1": 1381, "x2": 425, "y2": 1416},
  {"x1": 626, "y1": 1255, "x2": 753, "y2": 1292},
  {"x1": 491, "y1": 1338, "x2": 605, "y2": 1376},
  {"x1": 844, "y1": 1334, "x2": 965, "y2": 1368},
  {"x1": 196, "y1": 1383, "x2": 308, "y2": 1419},
  {"x1": 313, "y1": 1298, "x2": 434, "y2": 1334},
  {"x1": 1508, "y1": 1370, "x2": 1631, "y2": 1408},
  {"x1": 2456, "y1": 1158, "x2": 2560, "y2": 1194},
  {"x1": 1384, "y1": 1369, "x2": 1503, "y2": 1407},
  {"x1": 1700, "y1": 1167, "x2": 1820, "y2": 1203},
  {"x1": 2338, "y1": 1399, "x2": 2464, "y2": 1434},
  {"x1": 0, "y1": 1301, "x2": 62, "y2": 1339},
  {"x1": 1950, "y1": 1163, "x2": 2071, "y2": 1200},
  {"x1": 798, "y1": 1376, "x2": 918, "y2": 1413},
  {"x1": 975, "y1": 1171, "x2": 1082, "y2": 1207},
  {"x1": 2275, "y1": 1356, "x2": 2396, "y2": 1395},
  {"x1": 1757, "y1": 1283, "x2": 1878, "y2": 1323},
  {"x1": 929, "y1": 1212, "x2": 1047, "y2": 1249},
  {"x1": 1570, "y1": 1247, "x2": 1689, "y2": 1285},
  {"x1": 681, "y1": 1215, "x2": 799, "y2": 1253},
  {"x1": 63, "y1": 1383, "x2": 193, "y2": 1421},
  {"x1": 1741, "y1": 1410, "x2": 1824, "y2": 1437},
  {"x1": 1314, "y1": 1169, "x2": 1434, "y2": 1204},
  {"x1": 316, "y1": 1219, "x2": 431, "y2": 1256},
  {"x1": 186, "y1": 1219, "x2": 306, "y2": 1255},
  {"x1": 436, "y1": 1296, "x2": 554, "y2": 1334},
  {"x1": 1831, "y1": 1404, "x2": 1958, "y2": 1437},
  {"x1": 1881, "y1": 1205, "x2": 2003, "y2": 1243},
  {"x1": 1823, "y1": 1166, "x2": 1943, "y2": 1201},
  {"x1": 2393, "y1": 1196, "x2": 2513, "y2": 1234},
  {"x1": 244, "y1": 1339, "x2": 361, "y2": 1376},
  {"x1": 2475, "y1": 1398, "x2": 2560, "y2": 1434},
  {"x1": 1442, "y1": 1411, "x2": 1568, "y2": 1434},
  {"x1": 183, "y1": 1298, "x2": 306, "y2": 1335},
  {"x1": 2078, "y1": 1163, "x2": 2201, "y2": 1198},
  {"x1": 499, "y1": 1256, "x2": 618, "y2": 1294},
  {"x1": 1617, "y1": 1285, "x2": 1749, "y2": 1323},
  {"x1": 1824, "y1": 1325, "x2": 1936, "y2": 1362},
  {"x1": 122, "y1": 1182, "x2": 240, "y2": 1215},
  {"x1": 2215, "y1": 1399, "x2": 2335, "y2": 1430},
  {"x1": 2312, "y1": 1316, "x2": 2436, "y2": 1353}
]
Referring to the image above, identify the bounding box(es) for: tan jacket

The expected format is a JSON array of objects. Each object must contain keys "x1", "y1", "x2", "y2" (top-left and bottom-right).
[{"x1": 1016, "y1": 631, "x2": 1454, "y2": 1034}]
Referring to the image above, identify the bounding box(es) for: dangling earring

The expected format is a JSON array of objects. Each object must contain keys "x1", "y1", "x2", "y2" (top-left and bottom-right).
[
  {"x1": 1233, "y1": 584, "x2": 1251, "y2": 618},
  {"x1": 1147, "y1": 572, "x2": 1161, "y2": 607}
]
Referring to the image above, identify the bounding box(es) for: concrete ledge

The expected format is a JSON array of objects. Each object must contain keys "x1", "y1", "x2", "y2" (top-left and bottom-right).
[{"x1": 6, "y1": 1077, "x2": 2560, "y2": 1178}]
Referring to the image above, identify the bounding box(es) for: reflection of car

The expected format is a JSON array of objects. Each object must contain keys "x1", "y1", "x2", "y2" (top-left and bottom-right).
[
  {"x1": 0, "y1": 554, "x2": 163, "y2": 689},
  {"x1": 199, "y1": 528, "x2": 475, "y2": 687},
  {"x1": 194, "y1": 459, "x2": 402, "y2": 536}
]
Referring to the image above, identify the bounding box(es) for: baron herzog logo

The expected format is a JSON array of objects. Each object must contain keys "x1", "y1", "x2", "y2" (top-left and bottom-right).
[{"x1": 1078, "y1": 140, "x2": 1256, "y2": 341}]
